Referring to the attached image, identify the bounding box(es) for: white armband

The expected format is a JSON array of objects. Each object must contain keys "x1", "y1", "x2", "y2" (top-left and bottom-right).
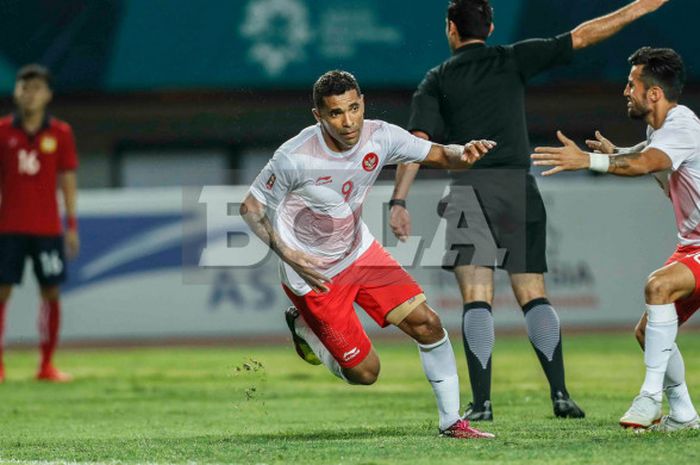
[{"x1": 589, "y1": 153, "x2": 610, "y2": 173}]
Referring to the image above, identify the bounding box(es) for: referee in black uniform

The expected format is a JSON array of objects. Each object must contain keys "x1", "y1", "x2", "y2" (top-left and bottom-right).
[{"x1": 390, "y1": 0, "x2": 670, "y2": 420}]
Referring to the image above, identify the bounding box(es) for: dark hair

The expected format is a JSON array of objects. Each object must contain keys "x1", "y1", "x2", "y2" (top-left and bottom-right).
[
  {"x1": 447, "y1": 0, "x2": 493, "y2": 41},
  {"x1": 16, "y1": 63, "x2": 52, "y2": 87},
  {"x1": 313, "y1": 70, "x2": 361, "y2": 109},
  {"x1": 628, "y1": 47, "x2": 685, "y2": 102}
]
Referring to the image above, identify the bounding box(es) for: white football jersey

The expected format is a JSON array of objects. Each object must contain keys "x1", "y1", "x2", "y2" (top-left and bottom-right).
[
  {"x1": 646, "y1": 105, "x2": 700, "y2": 246},
  {"x1": 249, "y1": 119, "x2": 432, "y2": 294}
]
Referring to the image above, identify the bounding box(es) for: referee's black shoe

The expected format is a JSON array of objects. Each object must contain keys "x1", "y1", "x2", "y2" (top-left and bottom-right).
[
  {"x1": 463, "y1": 400, "x2": 493, "y2": 422},
  {"x1": 553, "y1": 391, "x2": 585, "y2": 419}
]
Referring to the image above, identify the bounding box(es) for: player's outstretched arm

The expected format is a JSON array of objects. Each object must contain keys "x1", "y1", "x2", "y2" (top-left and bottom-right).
[
  {"x1": 585, "y1": 130, "x2": 648, "y2": 155},
  {"x1": 421, "y1": 140, "x2": 496, "y2": 170},
  {"x1": 570, "y1": 0, "x2": 670, "y2": 50},
  {"x1": 531, "y1": 130, "x2": 671, "y2": 176},
  {"x1": 240, "y1": 193, "x2": 330, "y2": 292}
]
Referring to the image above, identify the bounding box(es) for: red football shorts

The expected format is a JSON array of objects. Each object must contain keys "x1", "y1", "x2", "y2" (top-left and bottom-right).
[
  {"x1": 664, "y1": 244, "x2": 700, "y2": 324},
  {"x1": 283, "y1": 241, "x2": 425, "y2": 368}
]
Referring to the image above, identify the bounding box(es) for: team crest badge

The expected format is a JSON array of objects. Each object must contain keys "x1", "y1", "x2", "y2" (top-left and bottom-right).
[
  {"x1": 265, "y1": 173, "x2": 277, "y2": 189},
  {"x1": 40, "y1": 136, "x2": 57, "y2": 154},
  {"x1": 362, "y1": 153, "x2": 378, "y2": 172}
]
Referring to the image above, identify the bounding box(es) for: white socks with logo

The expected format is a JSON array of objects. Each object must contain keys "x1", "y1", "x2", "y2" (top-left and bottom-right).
[
  {"x1": 664, "y1": 343, "x2": 698, "y2": 422},
  {"x1": 417, "y1": 329, "x2": 461, "y2": 431},
  {"x1": 641, "y1": 304, "x2": 678, "y2": 401}
]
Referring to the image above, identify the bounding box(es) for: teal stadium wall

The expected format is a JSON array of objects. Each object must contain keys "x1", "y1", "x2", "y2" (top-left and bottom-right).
[{"x1": 0, "y1": 0, "x2": 697, "y2": 93}]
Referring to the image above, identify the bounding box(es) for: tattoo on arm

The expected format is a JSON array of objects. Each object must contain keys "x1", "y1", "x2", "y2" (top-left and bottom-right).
[
  {"x1": 609, "y1": 152, "x2": 642, "y2": 172},
  {"x1": 443, "y1": 144, "x2": 463, "y2": 167},
  {"x1": 242, "y1": 203, "x2": 284, "y2": 256}
]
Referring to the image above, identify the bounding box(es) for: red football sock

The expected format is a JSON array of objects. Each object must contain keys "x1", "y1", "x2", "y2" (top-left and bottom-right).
[
  {"x1": 39, "y1": 300, "x2": 60, "y2": 369},
  {"x1": 0, "y1": 301, "x2": 6, "y2": 367}
]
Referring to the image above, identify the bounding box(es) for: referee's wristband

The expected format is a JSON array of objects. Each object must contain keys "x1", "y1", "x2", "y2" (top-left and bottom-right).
[
  {"x1": 589, "y1": 153, "x2": 610, "y2": 173},
  {"x1": 389, "y1": 199, "x2": 407, "y2": 208}
]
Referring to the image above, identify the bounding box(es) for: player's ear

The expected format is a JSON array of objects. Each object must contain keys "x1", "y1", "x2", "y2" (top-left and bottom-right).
[
  {"x1": 447, "y1": 20, "x2": 458, "y2": 38},
  {"x1": 648, "y1": 86, "x2": 662, "y2": 103},
  {"x1": 312, "y1": 107, "x2": 321, "y2": 123},
  {"x1": 488, "y1": 23, "x2": 495, "y2": 37}
]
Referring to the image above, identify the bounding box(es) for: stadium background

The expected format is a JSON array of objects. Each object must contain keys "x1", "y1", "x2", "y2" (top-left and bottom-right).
[{"x1": 1, "y1": 0, "x2": 698, "y2": 345}]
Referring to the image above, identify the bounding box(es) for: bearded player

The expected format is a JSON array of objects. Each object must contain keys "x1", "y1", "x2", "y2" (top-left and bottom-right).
[
  {"x1": 241, "y1": 70, "x2": 497, "y2": 438},
  {"x1": 532, "y1": 47, "x2": 699, "y2": 431}
]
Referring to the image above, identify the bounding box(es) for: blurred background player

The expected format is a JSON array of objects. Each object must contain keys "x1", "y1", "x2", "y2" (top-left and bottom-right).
[
  {"x1": 241, "y1": 70, "x2": 496, "y2": 438},
  {"x1": 532, "y1": 47, "x2": 699, "y2": 431},
  {"x1": 0, "y1": 64, "x2": 79, "y2": 382},
  {"x1": 389, "y1": 0, "x2": 670, "y2": 421}
]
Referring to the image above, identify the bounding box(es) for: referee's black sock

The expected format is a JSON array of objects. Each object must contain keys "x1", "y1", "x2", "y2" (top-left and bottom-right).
[
  {"x1": 462, "y1": 301, "x2": 494, "y2": 409},
  {"x1": 522, "y1": 297, "x2": 569, "y2": 399}
]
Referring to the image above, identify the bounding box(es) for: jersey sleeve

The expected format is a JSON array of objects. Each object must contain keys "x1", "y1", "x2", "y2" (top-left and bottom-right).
[
  {"x1": 407, "y1": 68, "x2": 443, "y2": 139},
  {"x1": 511, "y1": 33, "x2": 574, "y2": 82},
  {"x1": 647, "y1": 124, "x2": 698, "y2": 171},
  {"x1": 248, "y1": 151, "x2": 297, "y2": 210},
  {"x1": 383, "y1": 122, "x2": 433, "y2": 165},
  {"x1": 58, "y1": 125, "x2": 79, "y2": 171}
]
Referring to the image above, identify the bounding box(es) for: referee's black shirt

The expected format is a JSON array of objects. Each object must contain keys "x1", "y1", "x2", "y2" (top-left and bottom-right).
[{"x1": 408, "y1": 33, "x2": 574, "y2": 170}]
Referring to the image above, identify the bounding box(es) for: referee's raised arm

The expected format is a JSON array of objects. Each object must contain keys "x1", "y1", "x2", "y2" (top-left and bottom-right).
[{"x1": 570, "y1": 0, "x2": 670, "y2": 50}]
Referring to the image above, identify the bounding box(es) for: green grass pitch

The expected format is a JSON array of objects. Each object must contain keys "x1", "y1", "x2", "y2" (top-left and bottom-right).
[{"x1": 0, "y1": 332, "x2": 699, "y2": 465}]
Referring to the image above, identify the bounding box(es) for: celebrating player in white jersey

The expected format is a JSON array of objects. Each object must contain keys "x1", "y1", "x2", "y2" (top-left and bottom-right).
[
  {"x1": 531, "y1": 47, "x2": 700, "y2": 431},
  {"x1": 241, "y1": 70, "x2": 497, "y2": 438}
]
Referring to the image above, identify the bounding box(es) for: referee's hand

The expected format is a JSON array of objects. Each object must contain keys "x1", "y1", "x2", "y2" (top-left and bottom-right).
[{"x1": 638, "y1": 0, "x2": 671, "y2": 14}]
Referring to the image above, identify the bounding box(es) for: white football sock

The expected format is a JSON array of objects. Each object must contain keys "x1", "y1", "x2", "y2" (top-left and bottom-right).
[
  {"x1": 417, "y1": 329, "x2": 461, "y2": 431},
  {"x1": 664, "y1": 344, "x2": 698, "y2": 422},
  {"x1": 295, "y1": 315, "x2": 348, "y2": 382},
  {"x1": 640, "y1": 304, "x2": 678, "y2": 401}
]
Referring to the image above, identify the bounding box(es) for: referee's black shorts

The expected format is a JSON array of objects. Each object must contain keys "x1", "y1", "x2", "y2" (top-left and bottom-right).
[{"x1": 438, "y1": 170, "x2": 547, "y2": 274}]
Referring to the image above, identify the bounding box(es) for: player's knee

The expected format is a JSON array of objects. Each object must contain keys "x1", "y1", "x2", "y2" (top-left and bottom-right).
[
  {"x1": 408, "y1": 308, "x2": 444, "y2": 344},
  {"x1": 644, "y1": 274, "x2": 673, "y2": 303},
  {"x1": 347, "y1": 365, "x2": 380, "y2": 385},
  {"x1": 0, "y1": 285, "x2": 12, "y2": 302},
  {"x1": 40, "y1": 285, "x2": 60, "y2": 301}
]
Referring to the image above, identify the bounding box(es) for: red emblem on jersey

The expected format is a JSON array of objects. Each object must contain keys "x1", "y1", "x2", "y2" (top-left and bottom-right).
[
  {"x1": 362, "y1": 153, "x2": 378, "y2": 172},
  {"x1": 265, "y1": 174, "x2": 277, "y2": 190}
]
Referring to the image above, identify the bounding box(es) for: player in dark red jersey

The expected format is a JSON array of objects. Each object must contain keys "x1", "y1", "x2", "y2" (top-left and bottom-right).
[{"x1": 0, "y1": 64, "x2": 79, "y2": 382}]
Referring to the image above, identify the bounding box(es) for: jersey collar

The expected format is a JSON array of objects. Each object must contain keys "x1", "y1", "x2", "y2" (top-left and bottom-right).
[
  {"x1": 315, "y1": 123, "x2": 362, "y2": 159},
  {"x1": 454, "y1": 42, "x2": 486, "y2": 54},
  {"x1": 12, "y1": 112, "x2": 51, "y2": 135}
]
